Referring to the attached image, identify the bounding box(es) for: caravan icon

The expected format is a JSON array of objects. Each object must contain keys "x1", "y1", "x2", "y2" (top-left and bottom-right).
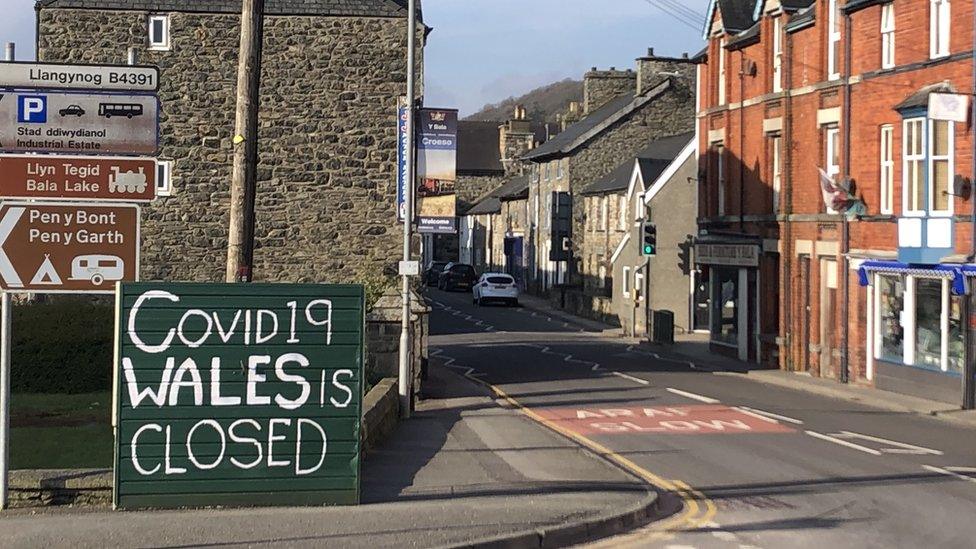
[{"x1": 70, "y1": 255, "x2": 124, "y2": 286}]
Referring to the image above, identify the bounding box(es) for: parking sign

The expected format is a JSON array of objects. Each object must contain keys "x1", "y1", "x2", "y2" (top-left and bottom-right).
[{"x1": 17, "y1": 95, "x2": 47, "y2": 123}]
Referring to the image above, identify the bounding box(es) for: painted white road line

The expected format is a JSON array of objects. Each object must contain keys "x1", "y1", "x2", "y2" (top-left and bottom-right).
[
  {"x1": 666, "y1": 388, "x2": 720, "y2": 404},
  {"x1": 732, "y1": 407, "x2": 781, "y2": 425},
  {"x1": 835, "y1": 431, "x2": 943, "y2": 456},
  {"x1": 805, "y1": 430, "x2": 882, "y2": 456},
  {"x1": 736, "y1": 406, "x2": 804, "y2": 425},
  {"x1": 611, "y1": 371, "x2": 651, "y2": 386},
  {"x1": 923, "y1": 465, "x2": 976, "y2": 485}
]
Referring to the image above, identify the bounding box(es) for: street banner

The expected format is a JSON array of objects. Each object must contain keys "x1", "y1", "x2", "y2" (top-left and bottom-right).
[
  {"x1": 0, "y1": 201, "x2": 139, "y2": 293},
  {"x1": 416, "y1": 108, "x2": 458, "y2": 234},
  {"x1": 396, "y1": 100, "x2": 408, "y2": 222},
  {"x1": 0, "y1": 61, "x2": 159, "y2": 92},
  {"x1": 113, "y1": 283, "x2": 365, "y2": 510},
  {"x1": 0, "y1": 154, "x2": 156, "y2": 202},
  {"x1": 0, "y1": 89, "x2": 159, "y2": 155}
]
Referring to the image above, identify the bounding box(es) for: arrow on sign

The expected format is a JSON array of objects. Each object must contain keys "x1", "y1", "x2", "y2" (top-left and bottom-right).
[{"x1": 0, "y1": 206, "x2": 25, "y2": 287}]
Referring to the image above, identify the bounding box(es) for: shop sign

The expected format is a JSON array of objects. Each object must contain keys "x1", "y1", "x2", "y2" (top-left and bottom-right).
[
  {"x1": 695, "y1": 243, "x2": 759, "y2": 267},
  {"x1": 113, "y1": 283, "x2": 365, "y2": 510}
]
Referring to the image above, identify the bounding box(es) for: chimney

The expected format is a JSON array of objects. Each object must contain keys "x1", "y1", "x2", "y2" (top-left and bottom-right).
[
  {"x1": 583, "y1": 67, "x2": 636, "y2": 114},
  {"x1": 636, "y1": 47, "x2": 696, "y2": 95}
]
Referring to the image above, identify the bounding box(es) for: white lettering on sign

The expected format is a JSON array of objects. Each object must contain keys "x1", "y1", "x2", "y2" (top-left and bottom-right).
[{"x1": 123, "y1": 291, "x2": 351, "y2": 479}]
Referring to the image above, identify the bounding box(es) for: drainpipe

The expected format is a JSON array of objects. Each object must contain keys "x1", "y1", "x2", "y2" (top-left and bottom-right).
[
  {"x1": 839, "y1": 10, "x2": 853, "y2": 384},
  {"x1": 739, "y1": 51, "x2": 746, "y2": 231},
  {"x1": 783, "y1": 22, "x2": 795, "y2": 371},
  {"x1": 964, "y1": 6, "x2": 976, "y2": 410}
]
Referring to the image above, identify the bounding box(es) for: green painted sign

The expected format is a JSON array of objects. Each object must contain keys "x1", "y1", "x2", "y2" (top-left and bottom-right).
[{"x1": 113, "y1": 283, "x2": 364, "y2": 510}]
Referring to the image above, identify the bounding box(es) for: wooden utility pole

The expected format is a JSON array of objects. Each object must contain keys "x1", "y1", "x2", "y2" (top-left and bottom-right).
[{"x1": 226, "y1": 0, "x2": 265, "y2": 282}]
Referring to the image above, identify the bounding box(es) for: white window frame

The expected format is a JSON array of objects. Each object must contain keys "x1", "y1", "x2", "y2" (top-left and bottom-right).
[
  {"x1": 635, "y1": 271, "x2": 645, "y2": 302},
  {"x1": 148, "y1": 14, "x2": 171, "y2": 51},
  {"x1": 623, "y1": 266, "x2": 632, "y2": 298},
  {"x1": 716, "y1": 144, "x2": 726, "y2": 216},
  {"x1": 874, "y1": 274, "x2": 956, "y2": 371},
  {"x1": 825, "y1": 127, "x2": 841, "y2": 213},
  {"x1": 771, "y1": 135, "x2": 782, "y2": 214},
  {"x1": 617, "y1": 194, "x2": 628, "y2": 231},
  {"x1": 930, "y1": 0, "x2": 951, "y2": 59},
  {"x1": 545, "y1": 163, "x2": 551, "y2": 181},
  {"x1": 717, "y1": 39, "x2": 727, "y2": 106},
  {"x1": 881, "y1": 3, "x2": 896, "y2": 69},
  {"x1": 156, "y1": 159, "x2": 173, "y2": 196},
  {"x1": 928, "y1": 119, "x2": 954, "y2": 216},
  {"x1": 772, "y1": 17, "x2": 783, "y2": 93},
  {"x1": 903, "y1": 117, "x2": 926, "y2": 216},
  {"x1": 634, "y1": 192, "x2": 645, "y2": 222},
  {"x1": 827, "y1": 0, "x2": 842, "y2": 80},
  {"x1": 557, "y1": 159, "x2": 564, "y2": 180},
  {"x1": 880, "y1": 125, "x2": 894, "y2": 214}
]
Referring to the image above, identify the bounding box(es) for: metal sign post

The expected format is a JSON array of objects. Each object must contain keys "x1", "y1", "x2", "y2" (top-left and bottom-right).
[
  {"x1": 399, "y1": 0, "x2": 417, "y2": 420},
  {"x1": 0, "y1": 292, "x2": 10, "y2": 510}
]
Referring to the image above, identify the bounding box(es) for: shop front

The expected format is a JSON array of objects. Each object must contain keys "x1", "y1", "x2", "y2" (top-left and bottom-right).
[
  {"x1": 695, "y1": 240, "x2": 761, "y2": 363},
  {"x1": 860, "y1": 261, "x2": 975, "y2": 406}
]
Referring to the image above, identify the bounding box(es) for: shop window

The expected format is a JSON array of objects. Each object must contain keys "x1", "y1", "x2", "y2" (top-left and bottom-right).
[
  {"x1": 877, "y1": 275, "x2": 905, "y2": 363},
  {"x1": 711, "y1": 267, "x2": 738, "y2": 346},
  {"x1": 930, "y1": 0, "x2": 950, "y2": 59},
  {"x1": 914, "y1": 278, "x2": 943, "y2": 369}
]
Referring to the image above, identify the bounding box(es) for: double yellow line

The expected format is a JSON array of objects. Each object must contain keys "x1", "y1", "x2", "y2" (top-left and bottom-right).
[{"x1": 462, "y1": 372, "x2": 718, "y2": 542}]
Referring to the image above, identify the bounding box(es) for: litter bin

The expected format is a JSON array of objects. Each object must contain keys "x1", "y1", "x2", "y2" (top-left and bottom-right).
[{"x1": 648, "y1": 309, "x2": 675, "y2": 345}]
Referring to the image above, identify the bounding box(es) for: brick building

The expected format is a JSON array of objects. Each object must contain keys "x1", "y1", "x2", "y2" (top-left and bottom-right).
[
  {"x1": 36, "y1": 0, "x2": 424, "y2": 285},
  {"x1": 699, "y1": 0, "x2": 975, "y2": 406},
  {"x1": 523, "y1": 50, "x2": 696, "y2": 321}
]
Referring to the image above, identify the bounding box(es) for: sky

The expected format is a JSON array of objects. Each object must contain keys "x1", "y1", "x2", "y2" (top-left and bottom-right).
[{"x1": 0, "y1": 0, "x2": 711, "y2": 116}]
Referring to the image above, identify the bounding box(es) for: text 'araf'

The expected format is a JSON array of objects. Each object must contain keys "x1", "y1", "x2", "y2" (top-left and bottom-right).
[{"x1": 113, "y1": 283, "x2": 365, "y2": 510}]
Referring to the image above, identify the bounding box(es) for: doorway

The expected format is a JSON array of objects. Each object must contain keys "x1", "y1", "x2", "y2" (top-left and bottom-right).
[
  {"x1": 800, "y1": 255, "x2": 811, "y2": 373},
  {"x1": 820, "y1": 258, "x2": 838, "y2": 378}
]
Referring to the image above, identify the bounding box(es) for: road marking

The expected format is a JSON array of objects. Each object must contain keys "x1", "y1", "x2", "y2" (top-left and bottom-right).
[
  {"x1": 834, "y1": 431, "x2": 943, "y2": 456},
  {"x1": 611, "y1": 371, "x2": 650, "y2": 385},
  {"x1": 923, "y1": 465, "x2": 976, "y2": 485},
  {"x1": 667, "y1": 388, "x2": 720, "y2": 404},
  {"x1": 732, "y1": 407, "x2": 780, "y2": 424},
  {"x1": 805, "y1": 430, "x2": 882, "y2": 455},
  {"x1": 735, "y1": 406, "x2": 804, "y2": 425}
]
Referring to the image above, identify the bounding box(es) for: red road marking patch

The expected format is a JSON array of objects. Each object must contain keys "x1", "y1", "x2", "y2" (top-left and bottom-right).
[{"x1": 535, "y1": 405, "x2": 795, "y2": 436}]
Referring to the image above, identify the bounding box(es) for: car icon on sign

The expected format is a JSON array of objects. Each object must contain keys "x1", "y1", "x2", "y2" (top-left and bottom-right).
[{"x1": 59, "y1": 105, "x2": 86, "y2": 117}]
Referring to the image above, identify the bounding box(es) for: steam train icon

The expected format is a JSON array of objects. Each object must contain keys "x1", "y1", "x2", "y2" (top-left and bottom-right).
[{"x1": 108, "y1": 166, "x2": 148, "y2": 194}]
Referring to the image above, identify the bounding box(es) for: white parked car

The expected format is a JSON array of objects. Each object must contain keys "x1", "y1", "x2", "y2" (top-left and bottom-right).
[{"x1": 473, "y1": 273, "x2": 519, "y2": 306}]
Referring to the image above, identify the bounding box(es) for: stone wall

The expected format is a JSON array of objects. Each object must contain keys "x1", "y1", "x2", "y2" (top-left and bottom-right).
[
  {"x1": 583, "y1": 69, "x2": 636, "y2": 114},
  {"x1": 38, "y1": 8, "x2": 423, "y2": 283},
  {"x1": 457, "y1": 174, "x2": 505, "y2": 213}
]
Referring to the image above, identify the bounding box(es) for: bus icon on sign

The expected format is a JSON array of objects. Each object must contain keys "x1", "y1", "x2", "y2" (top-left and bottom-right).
[
  {"x1": 98, "y1": 103, "x2": 143, "y2": 119},
  {"x1": 18, "y1": 95, "x2": 47, "y2": 123}
]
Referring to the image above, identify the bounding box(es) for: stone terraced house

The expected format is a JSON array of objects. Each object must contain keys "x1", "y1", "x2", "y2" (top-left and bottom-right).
[{"x1": 35, "y1": 0, "x2": 424, "y2": 283}]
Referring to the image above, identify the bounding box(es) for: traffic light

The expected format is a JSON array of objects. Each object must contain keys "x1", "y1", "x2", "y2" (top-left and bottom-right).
[{"x1": 641, "y1": 222, "x2": 657, "y2": 256}]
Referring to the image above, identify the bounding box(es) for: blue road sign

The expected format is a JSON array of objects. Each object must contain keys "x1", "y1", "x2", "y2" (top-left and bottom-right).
[{"x1": 17, "y1": 95, "x2": 47, "y2": 123}]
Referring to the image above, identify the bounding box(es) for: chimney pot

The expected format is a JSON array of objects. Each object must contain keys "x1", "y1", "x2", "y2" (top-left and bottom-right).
[
  {"x1": 647, "y1": 47, "x2": 654, "y2": 57},
  {"x1": 591, "y1": 66, "x2": 597, "y2": 72},
  {"x1": 682, "y1": 52, "x2": 689, "y2": 59},
  {"x1": 610, "y1": 66, "x2": 616, "y2": 71}
]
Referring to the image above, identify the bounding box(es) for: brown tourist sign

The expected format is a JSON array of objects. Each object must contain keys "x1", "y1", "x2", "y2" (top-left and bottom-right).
[
  {"x1": 0, "y1": 201, "x2": 139, "y2": 293},
  {"x1": 0, "y1": 154, "x2": 156, "y2": 201}
]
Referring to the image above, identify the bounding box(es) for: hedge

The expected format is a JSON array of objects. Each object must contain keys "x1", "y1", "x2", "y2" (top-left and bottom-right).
[{"x1": 11, "y1": 297, "x2": 114, "y2": 394}]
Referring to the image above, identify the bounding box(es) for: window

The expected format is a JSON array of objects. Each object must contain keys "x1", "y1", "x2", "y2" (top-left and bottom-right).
[
  {"x1": 930, "y1": 0, "x2": 950, "y2": 59},
  {"x1": 903, "y1": 118, "x2": 925, "y2": 214},
  {"x1": 711, "y1": 267, "x2": 739, "y2": 345},
  {"x1": 825, "y1": 127, "x2": 840, "y2": 213},
  {"x1": 617, "y1": 195, "x2": 628, "y2": 231},
  {"x1": 717, "y1": 39, "x2": 727, "y2": 106},
  {"x1": 600, "y1": 196, "x2": 608, "y2": 231},
  {"x1": 148, "y1": 15, "x2": 170, "y2": 51},
  {"x1": 929, "y1": 119, "x2": 953, "y2": 214},
  {"x1": 772, "y1": 17, "x2": 783, "y2": 92},
  {"x1": 545, "y1": 163, "x2": 551, "y2": 181},
  {"x1": 635, "y1": 270, "x2": 644, "y2": 301},
  {"x1": 771, "y1": 135, "x2": 782, "y2": 214},
  {"x1": 827, "y1": 0, "x2": 842, "y2": 80},
  {"x1": 623, "y1": 266, "x2": 631, "y2": 297},
  {"x1": 881, "y1": 3, "x2": 896, "y2": 69},
  {"x1": 156, "y1": 160, "x2": 173, "y2": 196},
  {"x1": 880, "y1": 125, "x2": 894, "y2": 214},
  {"x1": 874, "y1": 274, "x2": 964, "y2": 374},
  {"x1": 557, "y1": 160, "x2": 564, "y2": 179},
  {"x1": 598, "y1": 255, "x2": 607, "y2": 288},
  {"x1": 715, "y1": 144, "x2": 726, "y2": 216}
]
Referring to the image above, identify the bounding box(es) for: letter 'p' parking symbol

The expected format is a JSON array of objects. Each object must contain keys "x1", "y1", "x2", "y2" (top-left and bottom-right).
[{"x1": 18, "y1": 95, "x2": 47, "y2": 123}]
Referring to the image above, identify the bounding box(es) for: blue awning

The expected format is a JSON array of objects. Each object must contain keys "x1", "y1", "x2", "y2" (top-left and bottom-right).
[{"x1": 858, "y1": 260, "x2": 976, "y2": 295}]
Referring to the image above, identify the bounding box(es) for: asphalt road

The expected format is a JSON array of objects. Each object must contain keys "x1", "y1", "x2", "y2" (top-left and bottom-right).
[{"x1": 427, "y1": 287, "x2": 976, "y2": 549}]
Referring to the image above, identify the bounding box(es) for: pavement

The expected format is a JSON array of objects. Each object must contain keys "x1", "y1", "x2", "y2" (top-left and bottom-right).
[
  {"x1": 426, "y1": 287, "x2": 976, "y2": 548},
  {"x1": 0, "y1": 347, "x2": 659, "y2": 548}
]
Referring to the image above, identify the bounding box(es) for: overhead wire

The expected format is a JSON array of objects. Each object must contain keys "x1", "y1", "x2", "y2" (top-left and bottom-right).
[{"x1": 642, "y1": 0, "x2": 704, "y2": 32}]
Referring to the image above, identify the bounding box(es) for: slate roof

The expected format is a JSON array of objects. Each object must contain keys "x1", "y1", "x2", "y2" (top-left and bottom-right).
[
  {"x1": 523, "y1": 78, "x2": 673, "y2": 162},
  {"x1": 726, "y1": 23, "x2": 760, "y2": 50},
  {"x1": 581, "y1": 132, "x2": 694, "y2": 196},
  {"x1": 35, "y1": 0, "x2": 417, "y2": 17},
  {"x1": 464, "y1": 175, "x2": 530, "y2": 216},
  {"x1": 785, "y1": 6, "x2": 815, "y2": 32},
  {"x1": 458, "y1": 121, "x2": 503, "y2": 175},
  {"x1": 895, "y1": 82, "x2": 957, "y2": 112}
]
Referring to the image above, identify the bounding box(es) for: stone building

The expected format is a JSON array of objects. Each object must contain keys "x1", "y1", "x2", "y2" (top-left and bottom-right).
[
  {"x1": 35, "y1": 0, "x2": 425, "y2": 284},
  {"x1": 522, "y1": 49, "x2": 696, "y2": 320},
  {"x1": 699, "y1": 0, "x2": 976, "y2": 406},
  {"x1": 458, "y1": 175, "x2": 529, "y2": 277}
]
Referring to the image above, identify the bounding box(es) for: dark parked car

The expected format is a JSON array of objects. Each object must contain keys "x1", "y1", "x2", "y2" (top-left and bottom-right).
[
  {"x1": 424, "y1": 261, "x2": 448, "y2": 287},
  {"x1": 438, "y1": 263, "x2": 478, "y2": 292}
]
